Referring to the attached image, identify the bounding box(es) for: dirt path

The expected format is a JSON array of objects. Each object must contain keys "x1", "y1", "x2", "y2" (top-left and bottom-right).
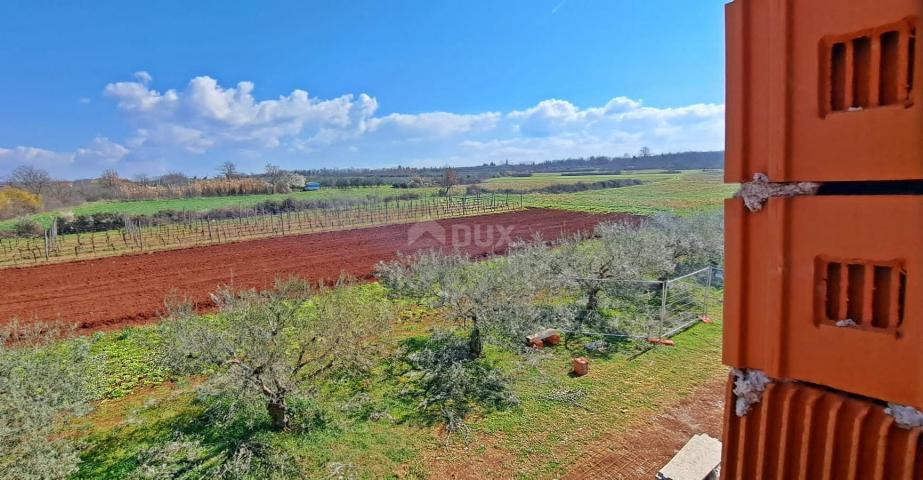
[
  {"x1": 561, "y1": 377, "x2": 726, "y2": 480},
  {"x1": 0, "y1": 209, "x2": 629, "y2": 333}
]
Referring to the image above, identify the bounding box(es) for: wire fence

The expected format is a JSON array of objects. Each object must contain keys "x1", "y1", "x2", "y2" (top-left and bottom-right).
[
  {"x1": 559, "y1": 266, "x2": 721, "y2": 345},
  {"x1": 0, "y1": 192, "x2": 522, "y2": 268},
  {"x1": 660, "y1": 266, "x2": 717, "y2": 337}
]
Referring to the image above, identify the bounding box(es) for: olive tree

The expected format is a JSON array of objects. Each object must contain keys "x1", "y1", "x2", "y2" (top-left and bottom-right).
[
  {"x1": 159, "y1": 279, "x2": 392, "y2": 431},
  {"x1": 377, "y1": 248, "x2": 548, "y2": 357},
  {"x1": 555, "y1": 220, "x2": 674, "y2": 332},
  {"x1": 651, "y1": 212, "x2": 724, "y2": 273},
  {"x1": 0, "y1": 323, "x2": 101, "y2": 480}
]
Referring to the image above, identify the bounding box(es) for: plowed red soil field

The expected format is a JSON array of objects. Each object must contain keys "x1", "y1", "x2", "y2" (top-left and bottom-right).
[{"x1": 0, "y1": 209, "x2": 630, "y2": 333}]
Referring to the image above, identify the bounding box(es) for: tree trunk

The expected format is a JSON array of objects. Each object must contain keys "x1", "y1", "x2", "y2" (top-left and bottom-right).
[
  {"x1": 579, "y1": 287, "x2": 601, "y2": 327},
  {"x1": 586, "y1": 287, "x2": 600, "y2": 313},
  {"x1": 468, "y1": 326, "x2": 483, "y2": 358},
  {"x1": 267, "y1": 398, "x2": 290, "y2": 431}
]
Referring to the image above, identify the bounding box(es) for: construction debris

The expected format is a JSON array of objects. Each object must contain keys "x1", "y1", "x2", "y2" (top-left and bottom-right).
[
  {"x1": 835, "y1": 318, "x2": 857, "y2": 328},
  {"x1": 656, "y1": 433, "x2": 722, "y2": 480},
  {"x1": 572, "y1": 357, "x2": 589, "y2": 377},
  {"x1": 526, "y1": 328, "x2": 560, "y2": 348},
  {"x1": 647, "y1": 337, "x2": 676, "y2": 347}
]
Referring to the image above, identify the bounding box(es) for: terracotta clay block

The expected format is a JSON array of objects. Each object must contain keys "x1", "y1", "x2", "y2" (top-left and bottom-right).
[
  {"x1": 722, "y1": 376, "x2": 923, "y2": 479},
  {"x1": 544, "y1": 334, "x2": 561, "y2": 346},
  {"x1": 572, "y1": 357, "x2": 589, "y2": 377},
  {"x1": 725, "y1": 0, "x2": 923, "y2": 182},
  {"x1": 529, "y1": 338, "x2": 544, "y2": 349},
  {"x1": 723, "y1": 196, "x2": 923, "y2": 408},
  {"x1": 646, "y1": 337, "x2": 676, "y2": 347}
]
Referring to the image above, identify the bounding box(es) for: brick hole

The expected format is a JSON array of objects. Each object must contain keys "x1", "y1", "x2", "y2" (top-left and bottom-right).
[
  {"x1": 846, "y1": 264, "x2": 865, "y2": 323},
  {"x1": 880, "y1": 31, "x2": 901, "y2": 105},
  {"x1": 872, "y1": 266, "x2": 892, "y2": 328},
  {"x1": 826, "y1": 262, "x2": 842, "y2": 319},
  {"x1": 908, "y1": 28, "x2": 916, "y2": 99},
  {"x1": 897, "y1": 271, "x2": 907, "y2": 328},
  {"x1": 852, "y1": 36, "x2": 872, "y2": 108},
  {"x1": 831, "y1": 42, "x2": 848, "y2": 111}
]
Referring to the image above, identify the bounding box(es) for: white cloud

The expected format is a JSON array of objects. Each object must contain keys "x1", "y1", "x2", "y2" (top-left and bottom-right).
[
  {"x1": 2, "y1": 73, "x2": 724, "y2": 178},
  {"x1": 75, "y1": 137, "x2": 130, "y2": 164},
  {"x1": 134, "y1": 70, "x2": 153, "y2": 85},
  {"x1": 368, "y1": 111, "x2": 500, "y2": 138},
  {"x1": 104, "y1": 74, "x2": 378, "y2": 153},
  {"x1": 0, "y1": 146, "x2": 72, "y2": 167},
  {"x1": 0, "y1": 138, "x2": 129, "y2": 178}
]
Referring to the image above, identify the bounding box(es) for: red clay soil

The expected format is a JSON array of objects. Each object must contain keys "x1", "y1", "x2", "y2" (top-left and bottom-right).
[
  {"x1": 0, "y1": 209, "x2": 630, "y2": 333},
  {"x1": 562, "y1": 377, "x2": 726, "y2": 480}
]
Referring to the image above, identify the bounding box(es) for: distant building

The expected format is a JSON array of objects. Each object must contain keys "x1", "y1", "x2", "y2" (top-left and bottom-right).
[{"x1": 304, "y1": 181, "x2": 321, "y2": 191}]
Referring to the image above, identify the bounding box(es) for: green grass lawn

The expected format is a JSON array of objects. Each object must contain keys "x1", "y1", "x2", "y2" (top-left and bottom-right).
[
  {"x1": 0, "y1": 185, "x2": 441, "y2": 231},
  {"x1": 66, "y1": 285, "x2": 725, "y2": 479}
]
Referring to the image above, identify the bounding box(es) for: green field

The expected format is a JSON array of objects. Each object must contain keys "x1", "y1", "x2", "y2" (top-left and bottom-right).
[
  {"x1": 478, "y1": 171, "x2": 677, "y2": 191},
  {"x1": 0, "y1": 185, "x2": 440, "y2": 231},
  {"x1": 523, "y1": 170, "x2": 735, "y2": 215},
  {"x1": 65, "y1": 285, "x2": 725, "y2": 479}
]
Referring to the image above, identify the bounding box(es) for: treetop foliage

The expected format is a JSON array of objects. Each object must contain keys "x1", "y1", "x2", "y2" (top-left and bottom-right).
[{"x1": 159, "y1": 278, "x2": 393, "y2": 431}]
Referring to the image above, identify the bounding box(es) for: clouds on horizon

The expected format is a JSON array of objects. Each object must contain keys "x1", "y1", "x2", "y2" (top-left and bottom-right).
[{"x1": 0, "y1": 72, "x2": 724, "y2": 179}]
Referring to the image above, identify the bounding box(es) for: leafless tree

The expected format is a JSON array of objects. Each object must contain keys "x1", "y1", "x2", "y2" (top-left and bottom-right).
[
  {"x1": 218, "y1": 161, "x2": 239, "y2": 179},
  {"x1": 100, "y1": 169, "x2": 120, "y2": 188},
  {"x1": 133, "y1": 173, "x2": 152, "y2": 186},
  {"x1": 7, "y1": 166, "x2": 51, "y2": 195},
  {"x1": 439, "y1": 167, "x2": 459, "y2": 195},
  {"x1": 264, "y1": 163, "x2": 288, "y2": 193}
]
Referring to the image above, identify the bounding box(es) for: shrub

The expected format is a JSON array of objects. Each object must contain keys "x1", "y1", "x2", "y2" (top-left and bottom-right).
[
  {"x1": 0, "y1": 187, "x2": 41, "y2": 220},
  {"x1": 0, "y1": 323, "x2": 102, "y2": 479},
  {"x1": 12, "y1": 218, "x2": 44, "y2": 237}
]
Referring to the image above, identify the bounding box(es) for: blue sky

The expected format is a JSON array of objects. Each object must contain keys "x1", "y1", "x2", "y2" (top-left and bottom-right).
[{"x1": 0, "y1": 0, "x2": 726, "y2": 179}]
